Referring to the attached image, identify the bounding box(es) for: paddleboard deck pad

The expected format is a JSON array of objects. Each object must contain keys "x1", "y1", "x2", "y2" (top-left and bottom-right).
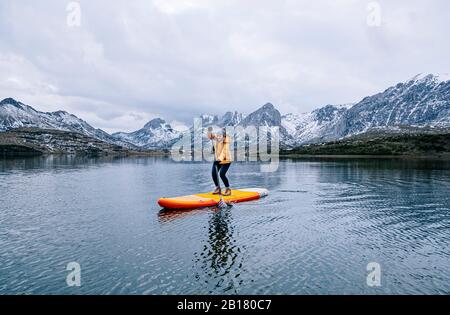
[{"x1": 158, "y1": 188, "x2": 269, "y2": 209}]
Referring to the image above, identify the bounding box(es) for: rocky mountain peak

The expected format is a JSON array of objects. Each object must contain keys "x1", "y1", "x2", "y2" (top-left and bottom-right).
[
  {"x1": 239, "y1": 102, "x2": 281, "y2": 127},
  {"x1": 113, "y1": 117, "x2": 180, "y2": 149},
  {"x1": 0, "y1": 98, "x2": 22, "y2": 107},
  {"x1": 409, "y1": 73, "x2": 450, "y2": 84},
  {"x1": 313, "y1": 105, "x2": 347, "y2": 124},
  {"x1": 261, "y1": 102, "x2": 274, "y2": 109},
  {"x1": 144, "y1": 118, "x2": 167, "y2": 130},
  {"x1": 219, "y1": 111, "x2": 244, "y2": 126},
  {"x1": 199, "y1": 114, "x2": 219, "y2": 126},
  {"x1": 0, "y1": 98, "x2": 134, "y2": 148},
  {"x1": 52, "y1": 110, "x2": 70, "y2": 115}
]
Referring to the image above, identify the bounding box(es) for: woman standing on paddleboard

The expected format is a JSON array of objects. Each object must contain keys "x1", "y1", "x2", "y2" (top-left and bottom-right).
[{"x1": 207, "y1": 127, "x2": 232, "y2": 196}]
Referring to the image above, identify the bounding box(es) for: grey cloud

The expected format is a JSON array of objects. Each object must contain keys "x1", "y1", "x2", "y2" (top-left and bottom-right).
[{"x1": 0, "y1": 0, "x2": 449, "y2": 132}]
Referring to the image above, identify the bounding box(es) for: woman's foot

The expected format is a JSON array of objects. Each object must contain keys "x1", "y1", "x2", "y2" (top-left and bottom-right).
[
  {"x1": 223, "y1": 188, "x2": 232, "y2": 196},
  {"x1": 212, "y1": 187, "x2": 221, "y2": 195}
]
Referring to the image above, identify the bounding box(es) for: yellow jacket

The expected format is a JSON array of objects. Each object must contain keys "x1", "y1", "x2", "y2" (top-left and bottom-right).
[{"x1": 213, "y1": 135, "x2": 232, "y2": 164}]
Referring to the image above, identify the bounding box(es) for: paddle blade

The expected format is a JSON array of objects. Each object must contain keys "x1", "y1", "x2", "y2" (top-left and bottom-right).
[{"x1": 217, "y1": 198, "x2": 232, "y2": 209}]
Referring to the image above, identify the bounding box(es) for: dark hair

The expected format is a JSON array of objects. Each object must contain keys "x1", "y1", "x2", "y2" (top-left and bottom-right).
[{"x1": 222, "y1": 127, "x2": 227, "y2": 137}]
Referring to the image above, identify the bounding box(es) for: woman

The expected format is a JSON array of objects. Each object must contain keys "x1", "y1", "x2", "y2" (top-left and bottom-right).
[{"x1": 207, "y1": 127, "x2": 232, "y2": 196}]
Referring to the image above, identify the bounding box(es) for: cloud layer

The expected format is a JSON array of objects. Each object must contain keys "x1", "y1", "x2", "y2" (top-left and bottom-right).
[{"x1": 0, "y1": 0, "x2": 449, "y2": 132}]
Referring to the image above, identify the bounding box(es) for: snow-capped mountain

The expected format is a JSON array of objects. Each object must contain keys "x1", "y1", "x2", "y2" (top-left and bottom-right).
[
  {"x1": 236, "y1": 102, "x2": 294, "y2": 146},
  {"x1": 0, "y1": 98, "x2": 135, "y2": 148},
  {"x1": 1, "y1": 73, "x2": 449, "y2": 151},
  {"x1": 218, "y1": 111, "x2": 244, "y2": 126},
  {"x1": 199, "y1": 114, "x2": 219, "y2": 127},
  {"x1": 282, "y1": 104, "x2": 351, "y2": 144},
  {"x1": 239, "y1": 103, "x2": 280, "y2": 127},
  {"x1": 112, "y1": 118, "x2": 181, "y2": 149},
  {"x1": 335, "y1": 73, "x2": 450, "y2": 138},
  {"x1": 281, "y1": 73, "x2": 450, "y2": 146},
  {"x1": 196, "y1": 111, "x2": 245, "y2": 128}
]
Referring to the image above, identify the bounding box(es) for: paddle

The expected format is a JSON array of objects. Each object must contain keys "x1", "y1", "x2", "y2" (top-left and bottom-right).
[{"x1": 215, "y1": 163, "x2": 232, "y2": 209}]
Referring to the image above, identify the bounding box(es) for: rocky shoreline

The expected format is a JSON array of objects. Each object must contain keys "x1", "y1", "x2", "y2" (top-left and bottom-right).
[
  {"x1": 0, "y1": 128, "x2": 155, "y2": 157},
  {"x1": 282, "y1": 132, "x2": 450, "y2": 158}
]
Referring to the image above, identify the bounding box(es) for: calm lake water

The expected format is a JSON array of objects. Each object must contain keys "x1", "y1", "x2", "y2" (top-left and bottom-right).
[{"x1": 0, "y1": 156, "x2": 449, "y2": 295}]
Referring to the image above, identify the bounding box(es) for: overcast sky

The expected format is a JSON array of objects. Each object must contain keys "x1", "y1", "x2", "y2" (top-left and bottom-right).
[{"x1": 0, "y1": 0, "x2": 449, "y2": 133}]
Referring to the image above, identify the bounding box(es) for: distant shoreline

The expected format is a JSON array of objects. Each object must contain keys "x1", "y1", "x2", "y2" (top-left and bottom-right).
[
  {"x1": 3, "y1": 152, "x2": 450, "y2": 161},
  {"x1": 2, "y1": 127, "x2": 450, "y2": 160},
  {"x1": 279, "y1": 154, "x2": 450, "y2": 160},
  {"x1": 0, "y1": 149, "x2": 170, "y2": 159}
]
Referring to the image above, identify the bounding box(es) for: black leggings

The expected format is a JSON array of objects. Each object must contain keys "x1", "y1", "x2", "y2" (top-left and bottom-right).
[{"x1": 212, "y1": 161, "x2": 231, "y2": 188}]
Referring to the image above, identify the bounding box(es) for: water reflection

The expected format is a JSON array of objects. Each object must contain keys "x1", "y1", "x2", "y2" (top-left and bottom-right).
[
  {"x1": 158, "y1": 205, "x2": 245, "y2": 293},
  {"x1": 0, "y1": 155, "x2": 170, "y2": 174},
  {"x1": 0, "y1": 155, "x2": 119, "y2": 173},
  {"x1": 158, "y1": 208, "x2": 211, "y2": 223},
  {"x1": 1, "y1": 156, "x2": 449, "y2": 294},
  {"x1": 313, "y1": 161, "x2": 450, "y2": 250},
  {"x1": 193, "y1": 208, "x2": 244, "y2": 294}
]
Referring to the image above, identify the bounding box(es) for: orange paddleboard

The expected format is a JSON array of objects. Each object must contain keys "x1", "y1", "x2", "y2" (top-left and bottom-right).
[{"x1": 158, "y1": 188, "x2": 269, "y2": 209}]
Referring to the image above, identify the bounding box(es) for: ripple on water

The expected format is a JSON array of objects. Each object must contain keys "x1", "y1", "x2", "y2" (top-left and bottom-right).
[{"x1": 0, "y1": 157, "x2": 449, "y2": 294}]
